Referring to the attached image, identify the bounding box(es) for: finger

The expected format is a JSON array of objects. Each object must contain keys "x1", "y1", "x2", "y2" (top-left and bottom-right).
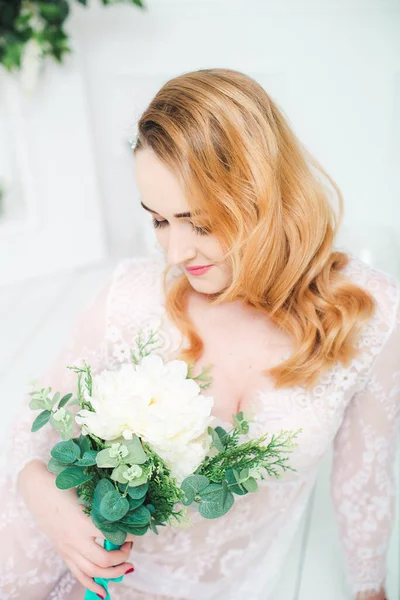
[
  {"x1": 85, "y1": 540, "x2": 134, "y2": 569},
  {"x1": 75, "y1": 551, "x2": 135, "y2": 580},
  {"x1": 64, "y1": 556, "x2": 108, "y2": 599}
]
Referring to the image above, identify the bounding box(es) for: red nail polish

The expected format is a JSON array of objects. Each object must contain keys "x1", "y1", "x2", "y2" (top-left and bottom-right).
[
  {"x1": 125, "y1": 567, "x2": 134, "y2": 574},
  {"x1": 96, "y1": 595, "x2": 104, "y2": 599}
]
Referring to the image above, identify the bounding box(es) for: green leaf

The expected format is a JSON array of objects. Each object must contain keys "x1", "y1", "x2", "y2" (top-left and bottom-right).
[
  {"x1": 239, "y1": 467, "x2": 249, "y2": 481},
  {"x1": 208, "y1": 427, "x2": 224, "y2": 452},
  {"x1": 149, "y1": 519, "x2": 159, "y2": 534},
  {"x1": 221, "y1": 479, "x2": 228, "y2": 504},
  {"x1": 120, "y1": 506, "x2": 150, "y2": 528},
  {"x1": 75, "y1": 450, "x2": 98, "y2": 467},
  {"x1": 58, "y1": 393, "x2": 73, "y2": 409},
  {"x1": 146, "y1": 503, "x2": 155, "y2": 515},
  {"x1": 51, "y1": 392, "x2": 61, "y2": 406},
  {"x1": 31, "y1": 410, "x2": 51, "y2": 432},
  {"x1": 198, "y1": 483, "x2": 234, "y2": 519},
  {"x1": 180, "y1": 475, "x2": 209, "y2": 505},
  {"x1": 118, "y1": 523, "x2": 148, "y2": 536},
  {"x1": 225, "y1": 468, "x2": 247, "y2": 496},
  {"x1": 96, "y1": 522, "x2": 127, "y2": 545},
  {"x1": 56, "y1": 466, "x2": 93, "y2": 490},
  {"x1": 123, "y1": 436, "x2": 148, "y2": 465},
  {"x1": 51, "y1": 440, "x2": 81, "y2": 464},
  {"x1": 127, "y1": 481, "x2": 148, "y2": 499},
  {"x1": 128, "y1": 496, "x2": 145, "y2": 511},
  {"x1": 99, "y1": 490, "x2": 130, "y2": 522},
  {"x1": 73, "y1": 434, "x2": 91, "y2": 457},
  {"x1": 242, "y1": 476, "x2": 258, "y2": 492},
  {"x1": 47, "y1": 457, "x2": 68, "y2": 475},
  {"x1": 94, "y1": 479, "x2": 115, "y2": 512},
  {"x1": 76, "y1": 0, "x2": 88, "y2": 4},
  {"x1": 49, "y1": 410, "x2": 75, "y2": 440},
  {"x1": 96, "y1": 448, "x2": 119, "y2": 469},
  {"x1": 110, "y1": 464, "x2": 148, "y2": 487},
  {"x1": 91, "y1": 506, "x2": 110, "y2": 528},
  {"x1": 38, "y1": 2, "x2": 69, "y2": 25}
]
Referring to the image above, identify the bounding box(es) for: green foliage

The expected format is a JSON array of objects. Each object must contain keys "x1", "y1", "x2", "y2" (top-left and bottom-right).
[
  {"x1": 130, "y1": 329, "x2": 162, "y2": 365},
  {"x1": 0, "y1": 0, "x2": 146, "y2": 74},
  {"x1": 56, "y1": 465, "x2": 93, "y2": 489}
]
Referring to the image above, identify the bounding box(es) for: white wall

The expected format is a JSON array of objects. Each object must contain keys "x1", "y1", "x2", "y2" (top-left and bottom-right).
[{"x1": 1, "y1": 0, "x2": 399, "y2": 283}]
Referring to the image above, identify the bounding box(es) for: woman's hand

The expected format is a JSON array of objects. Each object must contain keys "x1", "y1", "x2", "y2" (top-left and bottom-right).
[{"x1": 18, "y1": 460, "x2": 136, "y2": 598}]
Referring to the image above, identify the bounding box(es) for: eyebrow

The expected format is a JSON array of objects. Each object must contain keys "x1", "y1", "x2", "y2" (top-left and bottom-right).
[{"x1": 140, "y1": 200, "x2": 197, "y2": 219}]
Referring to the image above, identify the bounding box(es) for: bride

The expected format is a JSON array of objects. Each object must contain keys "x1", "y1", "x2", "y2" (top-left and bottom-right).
[{"x1": 1, "y1": 68, "x2": 398, "y2": 600}]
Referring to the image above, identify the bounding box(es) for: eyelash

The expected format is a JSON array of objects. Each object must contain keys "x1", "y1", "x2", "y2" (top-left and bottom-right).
[{"x1": 151, "y1": 218, "x2": 211, "y2": 236}]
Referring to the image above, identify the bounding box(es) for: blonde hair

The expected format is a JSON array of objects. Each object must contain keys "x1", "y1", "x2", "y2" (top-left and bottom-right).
[{"x1": 133, "y1": 68, "x2": 376, "y2": 390}]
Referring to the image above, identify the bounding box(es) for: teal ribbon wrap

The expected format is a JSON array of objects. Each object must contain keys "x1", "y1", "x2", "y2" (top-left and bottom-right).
[{"x1": 84, "y1": 540, "x2": 124, "y2": 600}]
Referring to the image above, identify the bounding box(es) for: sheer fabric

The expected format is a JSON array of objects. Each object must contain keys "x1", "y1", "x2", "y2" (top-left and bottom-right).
[{"x1": 0, "y1": 252, "x2": 399, "y2": 599}]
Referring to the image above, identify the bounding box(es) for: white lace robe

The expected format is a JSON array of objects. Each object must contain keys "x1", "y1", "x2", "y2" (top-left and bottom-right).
[{"x1": 0, "y1": 252, "x2": 399, "y2": 600}]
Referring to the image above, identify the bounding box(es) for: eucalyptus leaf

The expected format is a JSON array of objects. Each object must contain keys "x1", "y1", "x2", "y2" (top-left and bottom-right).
[
  {"x1": 58, "y1": 393, "x2": 73, "y2": 409},
  {"x1": 55, "y1": 466, "x2": 93, "y2": 490},
  {"x1": 47, "y1": 457, "x2": 67, "y2": 475},
  {"x1": 31, "y1": 410, "x2": 51, "y2": 432},
  {"x1": 198, "y1": 484, "x2": 234, "y2": 519},
  {"x1": 96, "y1": 448, "x2": 119, "y2": 468},
  {"x1": 118, "y1": 523, "x2": 148, "y2": 536},
  {"x1": 51, "y1": 391, "x2": 61, "y2": 406},
  {"x1": 242, "y1": 477, "x2": 258, "y2": 492},
  {"x1": 127, "y1": 482, "x2": 148, "y2": 499},
  {"x1": 122, "y1": 436, "x2": 148, "y2": 465},
  {"x1": 94, "y1": 478, "x2": 115, "y2": 512},
  {"x1": 225, "y1": 468, "x2": 247, "y2": 496},
  {"x1": 128, "y1": 496, "x2": 145, "y2": 511},
  {"x1": 120, "y1": 506, "x2": 150, "y2": 527},
  {"x1": 91, "y1": 506, "x2": 110, "y2": 528},
  {"x1": 99, "y1": 490, "x2": 130, "y2": 522},
  {"x1": 214, "y1": 426, "x2": 229, "y2": 446},
  {"x1": 180, "y1": 475, "x2": 209, "y2": 505},
  {"x1": 208, "y1": 427, "x2": 224, "y2": 452},
  {"x1": 73, "y1": 434, "x2": 91, "y2": 456},
  {"x1": 239, "y1": 468, "x2": 249, "y2": 481},
  {"x1": 51, "y1": 440, "x2": 81, "y2": 464},
  {"x1": 96, "y1": 522, "x2": 127, "y2": 546},
  {"x1": 75, "y1": 450, "x2": 98, "y2": 467}
]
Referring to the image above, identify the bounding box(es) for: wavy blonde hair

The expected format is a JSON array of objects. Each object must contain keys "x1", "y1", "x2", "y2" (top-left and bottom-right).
[{"x1": 133, "y1": 68, "x2": 376, "y2": 390}]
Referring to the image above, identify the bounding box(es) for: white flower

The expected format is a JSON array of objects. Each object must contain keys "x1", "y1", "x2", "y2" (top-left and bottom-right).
[{"x1": 75, "y1": 355, "x2": 216, "y2": 484}]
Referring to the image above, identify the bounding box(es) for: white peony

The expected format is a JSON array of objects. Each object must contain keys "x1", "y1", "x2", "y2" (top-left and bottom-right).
[{"x1": 75, "y1": 355, "x2": 216, "y2": 484}]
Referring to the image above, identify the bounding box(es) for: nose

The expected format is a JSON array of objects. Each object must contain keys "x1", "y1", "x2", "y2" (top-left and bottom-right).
[{"x1": 166, "y1": 226, "x2": 197, "y2": 267}]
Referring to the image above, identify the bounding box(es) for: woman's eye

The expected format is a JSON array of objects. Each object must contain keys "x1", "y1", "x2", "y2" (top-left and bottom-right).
[
  {"x1": 151, "y1": 218, "x2": 211, "y2": 236},
  {"x1": 152, "y1": 218, "x2": 168, "y2": 229}
]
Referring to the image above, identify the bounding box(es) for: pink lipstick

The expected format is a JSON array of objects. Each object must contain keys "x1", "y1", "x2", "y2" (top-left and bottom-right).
[{"x1": 185, "y1": 265, "x2": 213, "y2": 276}]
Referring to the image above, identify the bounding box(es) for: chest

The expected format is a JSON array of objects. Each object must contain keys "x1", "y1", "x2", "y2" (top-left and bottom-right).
[{"x1": 185, "y1": 296, "x2": 293, "y2": 426}]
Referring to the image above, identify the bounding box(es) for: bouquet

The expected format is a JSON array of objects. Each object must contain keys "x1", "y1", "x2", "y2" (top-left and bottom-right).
[{"x1": 29, "y1": 329, "x2": 301, "y2": 599}]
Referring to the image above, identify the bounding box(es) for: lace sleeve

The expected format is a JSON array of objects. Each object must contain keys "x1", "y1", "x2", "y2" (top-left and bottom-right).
[
  {"x1": 7, "y1": 270, "x2": 116, "y2": 498},
  {"x1": 330, "y1": 279, "x2": 400, "y2": 599}
]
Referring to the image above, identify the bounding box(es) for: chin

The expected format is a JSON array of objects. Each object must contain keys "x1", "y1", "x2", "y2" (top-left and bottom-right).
[{"x1": 189, "y1": 279, "x2": 226, "y2": 295}]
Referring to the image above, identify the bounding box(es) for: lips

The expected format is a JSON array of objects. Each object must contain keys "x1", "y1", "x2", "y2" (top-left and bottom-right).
[{"x1": 185, "y1": 265, "x2": 213, "y2": 275}]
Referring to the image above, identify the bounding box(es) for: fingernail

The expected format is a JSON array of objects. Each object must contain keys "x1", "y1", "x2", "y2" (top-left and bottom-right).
[
  {"x1": 96, "y1": 595, "x2": 104, "y2": 599},
  {"x1": 125, "y1": 566, "x2": 135, "y2": 574}
]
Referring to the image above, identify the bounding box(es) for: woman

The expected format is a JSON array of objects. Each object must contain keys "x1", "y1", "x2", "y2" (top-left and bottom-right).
[{"x1": 0, "y1": 68, "x2": 398, "y2": 600}]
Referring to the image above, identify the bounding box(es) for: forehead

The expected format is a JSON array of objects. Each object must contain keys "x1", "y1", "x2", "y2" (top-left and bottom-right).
[{"x1": 134, "y1": 148, "x2": 189, "y2": 216}]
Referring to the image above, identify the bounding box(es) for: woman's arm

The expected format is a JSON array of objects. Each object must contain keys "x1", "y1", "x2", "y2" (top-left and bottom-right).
[{"x1": 330, "y1": 283, "x2": 400, "y2": 600}]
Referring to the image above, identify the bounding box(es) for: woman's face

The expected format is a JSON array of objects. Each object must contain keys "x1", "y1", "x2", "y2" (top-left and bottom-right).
[{"x1": 134, "y1": 148, "x2": 232, "y2": 295}]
